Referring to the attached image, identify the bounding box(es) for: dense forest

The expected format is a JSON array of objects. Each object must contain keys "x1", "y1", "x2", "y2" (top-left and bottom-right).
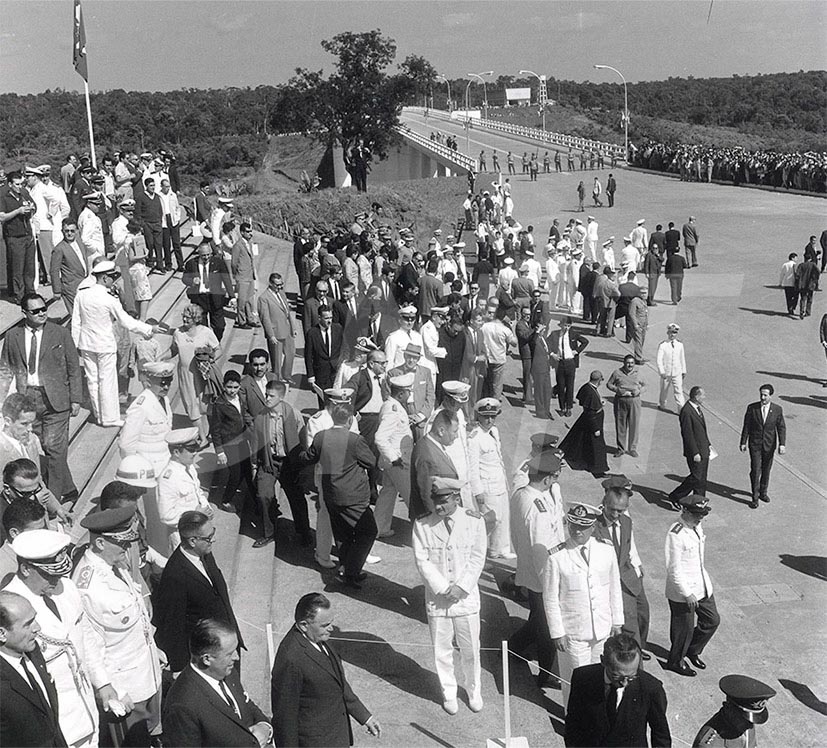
[{"x1": 1, "y1": 68, "x2": 824, "y2": 183}]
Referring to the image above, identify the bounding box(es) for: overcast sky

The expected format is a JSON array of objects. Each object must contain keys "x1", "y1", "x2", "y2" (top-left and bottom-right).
[{"x1": 2, "y1": 0, "x2": 825, "y2": 94}]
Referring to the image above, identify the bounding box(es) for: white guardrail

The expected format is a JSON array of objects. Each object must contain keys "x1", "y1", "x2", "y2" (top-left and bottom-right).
[
  {"x1": 404, "y1": 106, "x2": 625, "y2": 159},
  {"x1": 396, "y1": 124, "x2": 477, "y2": 172}
]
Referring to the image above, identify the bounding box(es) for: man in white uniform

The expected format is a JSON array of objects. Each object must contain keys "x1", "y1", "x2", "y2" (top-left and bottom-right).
[
  {"x1": 656, "y1": 323, "x2": 687, "y2": 412},
  {"x1": 544, "y1": 502, "x2": 624, "y2": 709},
  {"x1": 384, "y1": 306, "x2": 425, "y2": 373},
  {"x1": 412, "y1": 479, "x2": 487, "y2": 715}
]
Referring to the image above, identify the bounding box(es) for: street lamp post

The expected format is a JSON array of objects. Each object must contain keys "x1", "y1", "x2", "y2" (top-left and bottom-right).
[
  {"x1": 436, "y1": 75, "x2": 452, "y2": 112},
  {"x1": 594, "y1": 64, "x2": 628, "y2": 161},
  {"x1": 467, "y1": 71, "x2": 493, "y2": 120},
  {"x1": 519, "y1": 69, "x2": 547, "y2": 132},
  {"x1": 463, "y1": 71, "x2": 493, "y2": 155}
]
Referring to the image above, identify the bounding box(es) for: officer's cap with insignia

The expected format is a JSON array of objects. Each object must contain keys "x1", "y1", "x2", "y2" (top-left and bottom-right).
[
  {"x1": 399, "y1": 306, "x2": 418, "y2": 320},
  {"x1": 719, "y1": 675, "x2": 777, "y2": 723},
  {"x1": 324, "y1": 387, "x2": 354, "y2": 404},
  {"x1": 530, "y1": 433, "x2": 560, "y2": 450},
  {"x1": 116, "y1": 454, "x2": 156, "y2": 488},
  {"x1": 601, "y1": 474, "x2": 633, "y2": 491},
  {"x1": 91, "y1": 259, "x2": 119, "y2": 276},
  {"x1": 81, "y1": 506, "x2": 140, "y2": 542},
  {"x1": 431, "y1": 476, "x2": 463, "y2": 500},
  {"x1": 527, "y1": 451, "x2": 563, "y2": 476},
  {"x1": 565, "y1": 502, "x2": 601, "y2": 527},
  {"x1": 11, "y1": 530, "x2": 73, "y2": 576},
  {"x1": 442, "y1": 381, "x2": 470, "y2": 403},
  {"x1": 143, "y1": 361, "x2": 174, "y2": 379},
  {"x1": 680, "y1": 494, "x2": 711, "y2": 516},
  {"x1": 354, "y1": 337, "x2": 378, "y2": 354},
  {"x1": 388, "y1": 372, "x2": 415, "y2": 390},
  {"x1": 165, "y1": 427, "x2": 200, "y2": 449},
  {"x1": 474, "y1": 397, "x2": 501, "y2": 417}
]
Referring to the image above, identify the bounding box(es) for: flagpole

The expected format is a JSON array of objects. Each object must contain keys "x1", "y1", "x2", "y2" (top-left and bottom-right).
[{"x1": 83, "y1": 79, "x2": 97, "y2": 168}]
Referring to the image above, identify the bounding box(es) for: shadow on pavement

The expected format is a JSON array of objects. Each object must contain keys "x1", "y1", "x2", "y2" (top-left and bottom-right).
[
  {"x1": 778, "y1": 554, "x2": 827, "y2": 582},
  {"x1": 635, "y1": 483, "x2": 676, "y2": 511},
  {"x1": 778, "y1": 678, "x2": 827, "y2": 716},
  {"x1": 737, "y1": 307, "x2": 792, "y2": 317},
  {"x1": 779, "y1": 394, "x2": 827, "y2": 410},
  {"x1": 756, "y1": 369, "x2": 824, "y2": 385}
]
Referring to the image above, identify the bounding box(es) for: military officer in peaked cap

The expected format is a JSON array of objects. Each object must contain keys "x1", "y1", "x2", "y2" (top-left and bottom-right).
[
  {"x1": 544, "y1": 502, "x2": 624, "y2": 710},
  {"x1": 693, "y1": 675, "x2": 777, "y2": 747},
  {"x1": 511, "y1": 432, "x2": 563, "y2": 491},
  {"x1": 72, "y1": 507, "x2": 165, "y2": 746}
]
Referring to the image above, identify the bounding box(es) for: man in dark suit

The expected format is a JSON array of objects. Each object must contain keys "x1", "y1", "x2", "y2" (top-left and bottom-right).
[
  {"x1": 394, "y1": 254, "x2": 420, "y2": 307},
  {"x1": 332, "y1": 282, "x2": 360, "y2": 352},
  {"x1": 668, "y1": 386, "x2": 712, "y2": 509},
  {"x1": 417, "y1": 260, "x2": 443, "y2": 321},
  {"x1": 565, "y1": 633, "x2": 671, "y2": 747},
  {"x1": 579, "y1": 262, "x2": 600, "y2": 324},
  {"x1": 49, "y1": 221, "x2": 93, "y2": 313},
  {"x1": 0, "y1": 293, "x2": 82, "y2": 503},
  {"x1": 596, "y1": 481, "x2": 651, "y2": 654},
  {"x1": 183, "y1": 242, "x2": 234, "y2": 340},
  {"x1": 0, "y1": 590, "x2": 68, "y2": 747},
  {"x1": 153, "y1": 511, "x2": 245, "y2": 672},
  {"x1": 271, "y1": 593, "x2": 381, "y2": 748},
  {"x1": 605, "y1": 173, "x2": 617, "y2": 207},
  {"x1": 302, "y1": 280, "x2": 330, "y2": 333},
  {"x1": 163, "y1": 618, "x2": 271, "y2": 748},
  {"x1": 301, "y1": 403, "x2": 376, "y2": 588},
  {"x1": 194, "y1": 181, "x2": 212, "y2": 233},
  {"x1": 664, "y1": 222, "x2": 681, "y2": 255},
  {"x1": 305, "y1": 306, "x2": 343, "y2": 406},
  {"x1": 239, "y1": 348, "x2": 278, "y2": 432},
  {"x1": 739, "y1": 384, "x2": 786, "y2": 508},
  {"x1": 547, "y1": 316, "x2": 590, "y2": 417},
  {"x1": 409, "y1": 409, "x2": 460, "y2": 519}
]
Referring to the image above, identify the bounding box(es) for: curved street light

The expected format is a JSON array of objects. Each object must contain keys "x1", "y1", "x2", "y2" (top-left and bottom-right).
[
  {"x1": 463, "y1": 71, "x2": 493, "y2": 155},
  {"x1": 436, "y1": 75, "x2": 452, "y2": 112},
  {"x1": 594, "y1": 63, "x2": 628, "y2": 161},
  {"x1": 519, "y1": 69, "x2": 547, "y2": 132}
]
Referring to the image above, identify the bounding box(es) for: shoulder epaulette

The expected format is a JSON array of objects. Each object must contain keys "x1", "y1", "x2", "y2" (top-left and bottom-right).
[
  {"x1": 75, "y1": 565, "x2": 94, "y2": 589},
  {"x1": 670, "y1": 523, "x2": 684, "y2": 534},
  {"x1": 162, "y1": 468, "x2": 172, "y2": 479},
  {"x1": 534, "y1": 498, "x2": 547, "y2": 513},
  {"x1": 548, "y1": 542, "x2": 566, "y2": 555},
  {"x1": 134, "y1": 394, "x2": 145, "y2": 406},
  {"x1": 597, "y1": 536, "x2": 613, "y2": 545},
  {"x1": 465, "y1": 508, "x2": 482, "y2": 519}
]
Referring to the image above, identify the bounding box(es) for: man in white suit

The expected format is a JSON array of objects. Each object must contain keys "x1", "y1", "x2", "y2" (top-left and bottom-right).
[
  {"x1": 412, "y1": 478, "x2": 487, "y2": 715},
  {"x1": 544, "y1": 502, "x2": 624, "y2": 710},
  {"x1": 656, "y1": 323, "x2": 687, "y2": 412}
]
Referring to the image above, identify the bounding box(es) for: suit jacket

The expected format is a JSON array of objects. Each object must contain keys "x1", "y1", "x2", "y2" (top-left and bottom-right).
[
  {"x1": 271, "y1": 626, "x2": 371, "y2": 748},
  {"x1": 239, "y1": 373, "x2": 279, "y2": 430},
  {"x1": 50, "y1": 239, "x2": 93, "y2": 300},
  {"x1": 258, "y1": 287, "x2": 297, "y2": 341},
  {"x1": 163, "y1": 665, "x2": 267, "y2": 748},
  {"x1": 547, "y1": 329, "x2": 589, "y2": 368},
  {"x1": 0, "y1": 321, "x2": 82, "y2": 411},
  {"x1": 252, "y1": 401, "x2": 304, "y2": 473},
  {"x1": 0, "y1": 645, "x2": 68, "y2": 747},
  {"x1": 347, "y1": 368, "x2": 389, "y2": 412},
  {"x1": 183, "y1": 255, "x2": 234, "y2": 299},
  {"x1": 208, "y1": 397, "x2": 248, "y2": 455},
  {"x1": 300, "y1": 426, "x2": 375, "y2": 507},
  {"x1": 664, "y1": 229, "x2": 681, "y2": 253},
  {"x1": 332, "y1": 299, "x2": 360, "y2": 348},
  {"x1": 460, "y1": 327, "x2": 486, "y2": 382},
  {"x1": 395, "y1": 261, "x2": 420, "y2": 305},
  {"x1": 679, "y1": 402, "x2": 710, "y2": 460},
  {"x1": 302, "y1": 296, "x2": 325, "y2": 333},
  {"x1": 194, "y1": 192, "x2": 212, "y2": 224},
  {"x1": 739, "y1": 401, "x2": 785, "y2": 452},
  {"x1": 304, "y1": 324, "x2": 344, "y2": 389},
  {"x1": 410, "y1": 434, "x2": 458, "y2": 519},
  {"x1": 153, "y1": 548, "x2": 244, "y2": 672},
  {"x1": 418, "y1": 274, "x2": 443, "y2": 316},
  {"x1": 594, "y1": 513, "x2": 642, "y2": 596},
  {"x1": 231, "y1": 237, "x2": 256, "y2": 282},
  {"x1": 564, "y1": 663, "x2": 671, "y2": 747}
]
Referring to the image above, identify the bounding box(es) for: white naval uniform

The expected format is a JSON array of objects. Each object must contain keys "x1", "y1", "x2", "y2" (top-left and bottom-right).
[
  {"x1": 77, "y1": 207, "x2": 104, "y2": 260},
  {"x1": 71, "y1": 284, "x2": 153, "y2": 425},
  {"x1": 665, "y1": 520, "x2": 713, "y2": 602},
  {"x1": 119, "y1": 389, "x2": 173, "y2": 476},
  {"x1": 523, "y1": 258, "x2": 542, "y2": 291},
  {"x1": 156, "y1": 460, "x2": 211, "y2": 553},
  {"x1": 72, "y1": 550, "x2": 162, "y2": 706},
  {"x1": 412, "y1": 508, "x2": 487, "y2": 704},
  {"x1": 373, "y1": 398, "x2": 413, "y2": 534},
  {"x1": 467, "y1": 425, "x2": 511, "y2": 555},
  {"x1": 426, "y1": 407, "x2": 471, "y2": 507},
  {"x1": 543, "y1": 535, "x2": 624, "y2": 709},
  {"x1": 384, "y1": 328, "x2": 425, "y2": 373},
  {"x1": 656, "y1": 339, "x2": 687, "y2": 408},
  {"x1": 419, "y1": 320, "x2": 444, "y2": 380},
  {"x1": 509, "y1": 485, "x2": 565, "y2": 593},
  {"x1": 5, "y1": 576, "x2": 107, "y2": 747}
]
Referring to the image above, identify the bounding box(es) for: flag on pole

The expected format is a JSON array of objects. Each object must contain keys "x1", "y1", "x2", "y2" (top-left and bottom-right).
[{"x1": 73, "y1": 0, "x2": 88, "y2": 81}]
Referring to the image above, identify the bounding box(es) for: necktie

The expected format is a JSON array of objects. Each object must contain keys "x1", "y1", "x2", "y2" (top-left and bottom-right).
[
  {"x1": 323, "y1": 330, "x2": 330, "y2": 355},
  {"x1": 20, "y1": 657, "x2": 50, "y2": 712},
  {"x1": 350, "y1": 299, "x2": 357, "y2": 316},
  {"x1": 218, "y1": 680, "x2": 240, "y2": 716},
  {"x1": 761, "y1": 405, "x2": 768, "y2": 422},
  {"x1": 606, "y1": 684, "x2": 619, "y2": 724},
  {"x1": 444, "y1": 517, "x2": 453, "y2": 534},
  {"x1": 159, "y1": 395, "x2": 168, "y2": 414},
  {"x1": 43, "y1": 595, "x2": 62, "y2": 621},
  {"x1": 671, "y1": 340, "x2": 674, "y2": 348},
  {"x1": 697, "y1": 406, "x2": 705, "y2": 424},
  {"x1": 27, "y1": 330, "x2": 38, "y2": 377},
  {"x1": 580, "y1": 545, "x2": 589, "y2": 565},
  {"x1": 611, "y1": 523, "x2": 621, "y2": 561}
]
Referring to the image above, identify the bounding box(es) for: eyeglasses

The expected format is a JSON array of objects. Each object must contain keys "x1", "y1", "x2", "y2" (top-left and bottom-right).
[
  {"x1": 103, "y1": 536, "x2": 132, "y2": 550},
  {"x1": 9, "y1": 483, "x2": 43, "y2": 499},
  {"x1": 182, "y1": 443, "x2": 200, "y2": 453},
  {"x1": 191, "y1": 529, "x2": 217, "y2": 544},
  {"x1": 25, "y1": 307, "x2": 47, "y2": 315}
]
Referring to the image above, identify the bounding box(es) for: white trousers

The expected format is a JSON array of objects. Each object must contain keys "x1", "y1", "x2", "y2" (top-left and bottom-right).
[
  {"x1": 428, "y1": 614, "x2": 481, "y2": 703},
  {"x1": 80, "y1": 350, "x2": 120, "y2": 425},
  {"x1": 485, "y1": 489, "x2": 512, "y2": 555},
  {"x1": 560, "y1": 636, "x2": 608, "y2": 710},
  {"x1": 375, "y1": 458, "x2": 410, "y2": 534},
  {"x1": 659, "y1": 373, "x2": 685, "y2": 408}
]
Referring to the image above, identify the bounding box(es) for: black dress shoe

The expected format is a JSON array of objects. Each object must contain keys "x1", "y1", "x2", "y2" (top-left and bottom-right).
[
  {"x1": 640, "y1": 651, "x2": 652, "y2": 661},
  {"x1": 666, "y1": 661, "x2": 696, "y2": 677},
  {"x1": 760, "y1": 495, "x2": 770, "y2": 503},
  {"x1": 687, "y1": 654, "x2": 707, "y2": 670},
  {"x1": 252, "y1": 535, "x2": 275, "y2": 548},
  {"x1": 749, "y1": 500, "x2": 759, "y2": 509}
]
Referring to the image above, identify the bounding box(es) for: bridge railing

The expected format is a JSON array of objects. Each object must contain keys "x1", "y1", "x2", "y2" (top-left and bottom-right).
[
  {"x1": 402, "y1": 106, "x2": 625, "y2": 159},
  {"x1": 396, "y1": 124, "x2": 477, "y2": 172}
]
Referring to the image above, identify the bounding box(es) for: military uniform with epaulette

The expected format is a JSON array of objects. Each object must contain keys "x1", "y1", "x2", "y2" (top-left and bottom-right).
[{"x1": 693, "y1": 675, "x2": 777, "y2": 747}]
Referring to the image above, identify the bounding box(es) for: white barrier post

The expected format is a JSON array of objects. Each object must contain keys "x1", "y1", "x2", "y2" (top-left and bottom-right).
[
  {"x1": 266, "y1": 622, "x2": 275, "y2": 669},
  {"x1": 487, "y1": 641, "x2": 530, "y2": 748}
]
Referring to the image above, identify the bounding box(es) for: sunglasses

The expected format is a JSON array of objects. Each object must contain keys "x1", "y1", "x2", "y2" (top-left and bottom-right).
[{"x1": 25, "y1": 307, "x2": 48, "y2": 315}]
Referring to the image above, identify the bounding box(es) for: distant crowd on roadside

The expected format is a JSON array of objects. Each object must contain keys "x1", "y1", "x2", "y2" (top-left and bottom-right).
[{"x1": 629, "y1": 141, "x2": 827, "y2": 194}]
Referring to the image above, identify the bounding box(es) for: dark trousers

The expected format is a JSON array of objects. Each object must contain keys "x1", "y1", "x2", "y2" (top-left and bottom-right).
[
  {"x1": 556, "y1": 359, "x2": 577, "y2": 411},
  {"x1": 27, "y1": 387, "x2": 75, "y2": 498},
  {"x1": 647, "y1": 274, "x2": 659, "y2": 303},
  {"x1": 255, "y1": 456, "x2": 310, "y2": 539},
  {"x1": 219, "y1": 442, "x2": 256, "y2": 510},
  {"x1": 669, "y1": 275, "x2": 684, "y2": 303},
  {"x1": 142, "y1": 224, "x2": 163, "y2": 268},
  {"x1": 5, "y1": 234, "x2": 36, "y2": 300},
  {"x1": 100, "y1": 688, "x2": 161, "y2": 747},
  {"x1": 582, "y1": 294, "x2": 597, "y2": 324},
  {"x1": 521, "y1": 358, "x2": 533, "y2": 403},
  {"x1": 782, "y1": 287, "x2": 799, "y2": 314},
  {"x1": 357, "y1": 412, "x2": 382, "y2": 500},
  {"x1": 508, "y1": 590, "x2": 556, "y2": 679},
  {"x1": 799, "y1": 289, "x2": 814, "y2": 317},
  {"x1": 667, "y1": 594, "x2": 720, "y2": 666},
  {"x1": 669, "y1": 455, "x2": 709, "y2": 499},
  {"x1": 607, "y1": 191, "x2": 615, "y2": 207},
  {"x1": 748, "y1": 446, "x2": 775, "y2": 500},
  {"x1": 189, "y1": 292, "x2": 226, "y2": 341},
  {"x1": 327, "y1": 501, "x2": 377, "y2": 579},
  {"x1": 621, "y1": 586, "x2": 650, "y2": 647},
  {"x1": 685, "y1": 245, "x2": 697, "y2": 266},
  {"x1": 161, "y1": 221, "x2": 183, "y2": 269}
]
